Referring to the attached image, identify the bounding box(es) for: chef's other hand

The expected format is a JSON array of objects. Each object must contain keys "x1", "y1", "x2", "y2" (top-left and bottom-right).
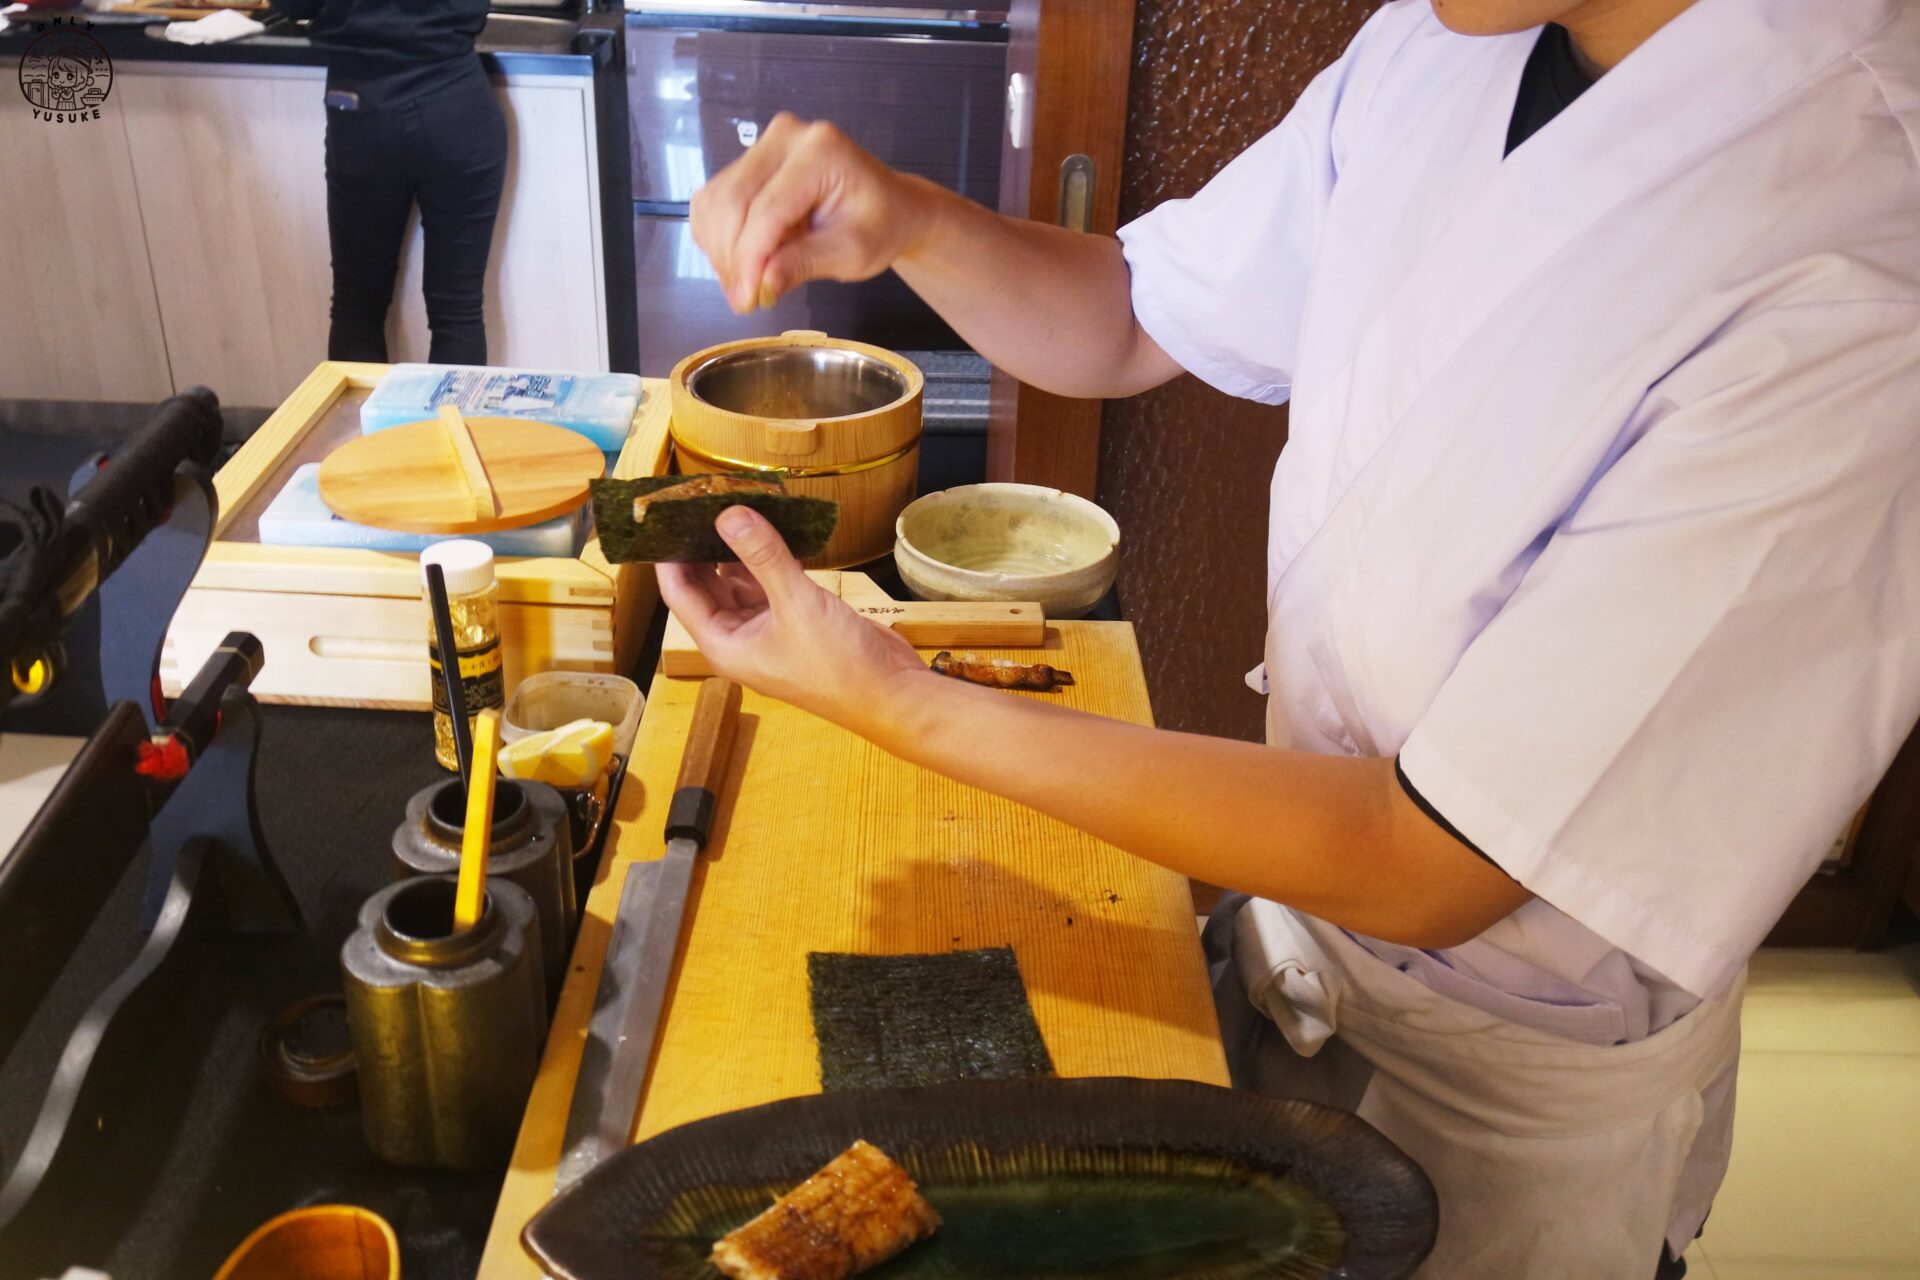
[
  {"x1": 656, "y1": 507, "x2": 926, "y2": 727},
  {"x1": 690, "y1": 113, "x2": 936, "y2": 314}
]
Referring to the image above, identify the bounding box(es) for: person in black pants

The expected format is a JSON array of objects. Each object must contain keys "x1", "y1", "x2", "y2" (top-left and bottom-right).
[{"x1": 272, "y1": 0, "x2": 507, "y2": 364}]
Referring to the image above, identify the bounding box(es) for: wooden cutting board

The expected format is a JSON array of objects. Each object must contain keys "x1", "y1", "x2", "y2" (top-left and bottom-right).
[
  {"x1": 317, "y1": 413, "x2": 604, "y2": 535},
  {"x1": 476, "y1": 621, "x2": 1229, "y2": 1277}
]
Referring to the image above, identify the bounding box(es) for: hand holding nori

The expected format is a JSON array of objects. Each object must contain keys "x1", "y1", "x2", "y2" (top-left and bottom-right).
[{"x1": 592, "y1": 474, "x2": 838, "y2": 563}]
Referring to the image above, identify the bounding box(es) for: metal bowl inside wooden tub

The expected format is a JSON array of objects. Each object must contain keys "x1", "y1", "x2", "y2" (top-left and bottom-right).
[{"x1": 668, "y1": 331, "x2": 923, "y2": 569}]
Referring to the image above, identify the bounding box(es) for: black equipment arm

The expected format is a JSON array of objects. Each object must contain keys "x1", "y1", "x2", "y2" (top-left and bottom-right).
[
  {"x1": 0, "y1": 388, "x2": 222, "y2": 713},
  {"x1": 0, "y1": 628, "x2": 266, "y2": 1053}
]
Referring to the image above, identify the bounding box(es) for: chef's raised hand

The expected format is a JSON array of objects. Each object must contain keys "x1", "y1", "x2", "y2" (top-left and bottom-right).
[
  {"x1": 688, "y1": 115, "x2": 1178, "y2": 396},
  {"x1": 689, "y1": 113, "x2": 937, "y2": 314},
  {"x1": 655, "y1": 506, "x2": 925, "y2": 727}
]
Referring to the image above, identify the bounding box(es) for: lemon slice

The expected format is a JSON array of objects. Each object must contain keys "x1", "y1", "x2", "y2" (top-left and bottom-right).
[{"x1": 498, "y1": 717, "x2": 615, "y2": 788}]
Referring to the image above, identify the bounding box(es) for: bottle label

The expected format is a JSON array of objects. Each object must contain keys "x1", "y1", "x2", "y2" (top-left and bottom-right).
[{"x1": 429, "y1": 639, "x2": 504, "y2": 715}]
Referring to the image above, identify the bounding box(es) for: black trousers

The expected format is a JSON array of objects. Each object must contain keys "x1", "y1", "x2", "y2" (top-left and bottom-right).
[{"x1": 323, "y1": 62, "x2": 507, "y2": 365}]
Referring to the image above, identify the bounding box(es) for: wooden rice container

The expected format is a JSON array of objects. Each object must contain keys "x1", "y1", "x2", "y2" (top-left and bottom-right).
[{"x1": 667, "y1": 331, "x2": 923, "y2": 569}]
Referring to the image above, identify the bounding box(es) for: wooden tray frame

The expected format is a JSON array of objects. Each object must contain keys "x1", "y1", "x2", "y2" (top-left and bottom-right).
[{"x1": 161, "y1": 361, "x2": 671, "y2": 710}]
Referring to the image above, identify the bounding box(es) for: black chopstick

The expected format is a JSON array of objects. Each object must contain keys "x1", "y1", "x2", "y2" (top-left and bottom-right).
[{"x1": 425, "y1": 561, "x2": 474, "y2": 789}]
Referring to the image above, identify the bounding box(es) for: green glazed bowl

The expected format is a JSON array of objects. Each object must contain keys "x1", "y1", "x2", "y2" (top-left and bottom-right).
[{"x1": 894, "y1": 483, "x2": 1120, "y2": 619}]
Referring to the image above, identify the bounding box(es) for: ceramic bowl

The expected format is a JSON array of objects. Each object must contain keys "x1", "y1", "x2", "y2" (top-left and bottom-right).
[{"x1": 894, "y1": 483, "x2": 1120, "y2": 619}]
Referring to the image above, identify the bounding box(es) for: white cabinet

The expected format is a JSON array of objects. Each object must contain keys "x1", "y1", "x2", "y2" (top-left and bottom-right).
[
  {"x1": 118, "y1": 65, "x2": 335, "y2": 409},
  {"x1": 389, "y1": 76, "x2": 608, "y2": 371},
  {"x1": 1, "y1": 59, "x2": 607, "y2": 409},
  {"x1": 0, "y1": 90, "x2": 172, "y2": 402}
]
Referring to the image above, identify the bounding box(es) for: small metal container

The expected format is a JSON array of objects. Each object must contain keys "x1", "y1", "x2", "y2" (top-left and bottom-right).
[
  {"x1": 391, "y1": 777, "x2": 575, "y2": 996},
  {"x1": 686, "y1": 343, "x2": 911, "y2": 420},
  {"x1": 341, "y1": 875, "x2": 546, "y2": 1171}
]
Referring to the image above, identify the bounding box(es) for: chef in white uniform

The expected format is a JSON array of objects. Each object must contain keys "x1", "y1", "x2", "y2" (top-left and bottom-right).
[{"x1": 660, "y1": 1, "x2": 1920, "y2": 1275}]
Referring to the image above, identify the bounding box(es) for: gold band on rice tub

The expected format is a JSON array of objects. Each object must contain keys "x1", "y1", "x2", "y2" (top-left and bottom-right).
[{"x1": 669, "y1": 435, "x2": 920, "y2": 480}]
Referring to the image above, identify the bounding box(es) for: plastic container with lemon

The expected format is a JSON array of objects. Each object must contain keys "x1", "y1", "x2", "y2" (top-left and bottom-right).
[{"x1": 499, "y1": 673, "x2": 643, "y2": 900}]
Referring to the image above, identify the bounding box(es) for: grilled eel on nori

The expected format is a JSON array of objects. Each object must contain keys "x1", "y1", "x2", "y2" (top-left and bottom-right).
[
  {"x1": 929, "y1": 650, "x2": 1076, "y2": 692},
  {"x1": 590, "y1": 473, "x2": 838, "y2": 563},
  {"x1": 709, "y1": 1140, "x2": 940, "y2": 1280},
  {"x1": 629, "y1": 473, "x2": 781, "y2": 518}
]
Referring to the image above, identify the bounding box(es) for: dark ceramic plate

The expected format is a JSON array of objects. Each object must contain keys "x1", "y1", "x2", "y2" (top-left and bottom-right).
[{"x1": 523, "y1": 1077, "x2": 1437, "y2": 1280}]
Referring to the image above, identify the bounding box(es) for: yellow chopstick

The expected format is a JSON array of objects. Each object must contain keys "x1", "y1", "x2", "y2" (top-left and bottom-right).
[{"x1": 454, "y1": 709, "x2": 500, "y2": 932}]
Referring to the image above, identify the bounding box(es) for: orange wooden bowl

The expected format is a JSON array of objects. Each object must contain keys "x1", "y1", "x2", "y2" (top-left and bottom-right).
[{"x1": 213, "y1": 1205, "x2": 400, "y2": 1280}]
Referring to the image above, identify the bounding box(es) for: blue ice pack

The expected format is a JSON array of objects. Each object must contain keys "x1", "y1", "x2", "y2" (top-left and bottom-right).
[
  {"x1": 259, "y1": 465, "x2": 581, "y2": 558},
  {"x1": 360, "y1": 364, "x2": 643, "y2": 453}
]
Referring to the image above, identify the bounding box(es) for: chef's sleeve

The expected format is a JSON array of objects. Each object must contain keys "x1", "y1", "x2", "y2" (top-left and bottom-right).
[
  {"x1": 1117, "y1": 9, "x2": 1393, "y2": 405},
  {"x1": 1398, "y1": 298, "x2": 1920, "y2": 999}
]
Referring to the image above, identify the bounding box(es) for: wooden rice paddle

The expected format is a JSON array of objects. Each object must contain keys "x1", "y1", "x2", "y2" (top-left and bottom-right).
[
  {"x1": 661, "y1": 570, "x2": 1045, "y2": 677},
  {"x1": 454, "y1": 710, "x2": 501, "y2": 933}
]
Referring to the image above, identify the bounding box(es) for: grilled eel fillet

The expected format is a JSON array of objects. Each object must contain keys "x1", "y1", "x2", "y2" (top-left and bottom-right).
[
  {"x1": 630, "y1": 474, "x2": 781, "y2": 521},
  {"x1": 930, "y1": 650, "x2": 1076, "y2": 692},
  {"x1": 709, "y1": 1140, "x2": 941, "y2": 1280}
]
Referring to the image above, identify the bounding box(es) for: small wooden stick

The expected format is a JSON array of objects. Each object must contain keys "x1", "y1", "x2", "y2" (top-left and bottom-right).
[
  {"x1": 438, "y1": 404, "x2": 496, "y2": 520},
  {"x1": 454, "y1": 709, "x2": 500, "y2": 932}
]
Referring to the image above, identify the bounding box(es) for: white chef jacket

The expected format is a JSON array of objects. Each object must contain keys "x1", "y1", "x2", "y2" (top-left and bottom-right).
[{"x1": 1121, "y1": 0, "x2": 1920, "y2": 1029}]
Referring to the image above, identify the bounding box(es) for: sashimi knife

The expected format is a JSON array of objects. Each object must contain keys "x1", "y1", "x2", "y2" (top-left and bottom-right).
[{"x1": 554, "y1": 676, "x2": 742, "y2": 1190}]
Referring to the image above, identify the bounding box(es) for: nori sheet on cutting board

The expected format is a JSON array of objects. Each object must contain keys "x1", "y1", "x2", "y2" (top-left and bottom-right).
[
  {"x1": 808, "y1": 946, "x2": 1055, "y2": 1092},
  {"x1": 590, "y1": 474, "x2": 838, "y2": 563}
]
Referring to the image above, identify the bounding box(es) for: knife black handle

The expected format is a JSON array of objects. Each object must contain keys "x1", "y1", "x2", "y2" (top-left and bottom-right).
[{"x1": 664, "y1": 678, "x2": 742, "y2": 847}]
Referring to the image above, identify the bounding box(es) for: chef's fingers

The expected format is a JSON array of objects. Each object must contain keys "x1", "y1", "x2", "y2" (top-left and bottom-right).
[
  {"x1": 714, "y1": 505, "x2": 810, "y2": 605},
  {"x1": 729, "y1": 148, "x2": 837, "y2": 314},
  {"x1": 760, "y1": 222, "x2": 864, "y2": 303},
  {"x1": 656, "y1": 562, "x2": 727, "y2": 637},
  {"x1": 690, "y1": 112, "x2": 806, "y2": 307},
  {"x1": 712, "y1": 562, "x2": 771, "y2": 613}
]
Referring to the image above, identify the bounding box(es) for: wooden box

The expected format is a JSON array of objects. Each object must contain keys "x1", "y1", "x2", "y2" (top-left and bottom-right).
[{"x1": 161, "y1": 362, "x2": 671, "y2": 709}]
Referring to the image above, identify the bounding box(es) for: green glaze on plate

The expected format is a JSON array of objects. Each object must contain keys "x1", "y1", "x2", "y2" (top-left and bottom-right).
[
  {"x1": 591, "y1": 475, "x2": 837, "y2": 563},
  {"x1": 524, "y1": 1078, "x2": 1437, "y2": 1280},
  {"x1": 642, "y1": 1159, "x2": 1340, "y2": 1279}
]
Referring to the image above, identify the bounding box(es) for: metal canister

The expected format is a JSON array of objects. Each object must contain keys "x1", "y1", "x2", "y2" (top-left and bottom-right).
[
  {"x1": 341, "y1": 875, "x2": 546, "y2": 1170},
  {"x1": 390, "y1": 777, "x2": 575, "y2": 995}
]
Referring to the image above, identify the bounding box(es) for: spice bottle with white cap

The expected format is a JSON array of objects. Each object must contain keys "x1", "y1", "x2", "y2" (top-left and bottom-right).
[{"x1": 420, "y1": 540, "x2": 504, "y2": 772}]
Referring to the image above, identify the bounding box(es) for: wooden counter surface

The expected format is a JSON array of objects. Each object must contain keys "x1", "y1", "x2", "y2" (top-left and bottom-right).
[{"x1": 477, "y1": 622, "x2": 1229, "y2": 1276}]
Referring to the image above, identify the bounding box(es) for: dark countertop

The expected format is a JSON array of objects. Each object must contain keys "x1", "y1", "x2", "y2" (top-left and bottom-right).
[
  {"x1": 0, "y1": 419, "x2": 1053, "y2": 1280},
  {"x1": 0, "y1": 10, "x2": 609, "y2": 76}
]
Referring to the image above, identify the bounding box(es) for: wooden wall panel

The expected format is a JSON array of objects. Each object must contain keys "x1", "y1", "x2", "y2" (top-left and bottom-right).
[
  {"x1": 986, "y1": 0, "x2": 1136, "y2": 498},
  {"x1": 1100, "y1": 0, "x2": 1381, "y2": 740}
]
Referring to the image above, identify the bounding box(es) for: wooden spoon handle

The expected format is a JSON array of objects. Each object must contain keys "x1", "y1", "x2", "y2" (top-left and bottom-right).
[{"x1": 665, "y1": 678, "x2": 743, "y2": 848}]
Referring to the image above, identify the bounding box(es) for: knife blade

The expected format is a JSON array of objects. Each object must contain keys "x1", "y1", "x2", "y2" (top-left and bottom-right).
[{"x1": 554, "y1": 677, "x2": 742, "y2": 1190}]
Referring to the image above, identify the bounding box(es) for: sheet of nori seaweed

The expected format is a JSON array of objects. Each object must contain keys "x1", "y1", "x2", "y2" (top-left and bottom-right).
[
  {"x1": 807, "y1": 946, "x2": 1055, "y2": 1092},
  {"x1": 590, "y1": 475, "x2": 838, "y2": 563}
]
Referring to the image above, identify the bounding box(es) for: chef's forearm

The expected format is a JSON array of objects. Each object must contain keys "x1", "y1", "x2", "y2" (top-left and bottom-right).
[
  {"x1": 859, "y1": 668, "x2": 1529, "y2": 948},
  {"x1": 890, "y1": 177, "x2": 1181, "y2": 400}
]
